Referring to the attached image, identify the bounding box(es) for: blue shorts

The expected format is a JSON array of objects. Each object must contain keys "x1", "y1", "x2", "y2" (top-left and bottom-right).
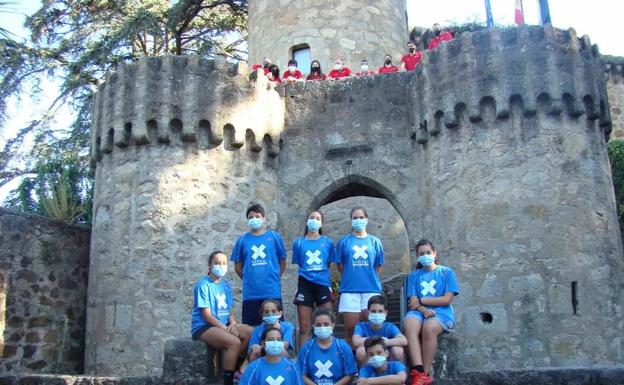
[{"x1": 405, "y1": 310, "x2": 454, "y2": 331}]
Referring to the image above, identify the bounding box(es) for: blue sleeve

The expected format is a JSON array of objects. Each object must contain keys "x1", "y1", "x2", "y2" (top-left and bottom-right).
[
  {"x1": 194, "y1": 280, "x2": 211, "y2": 310},
  {"x1": 391, "y1": 361, "x2": 406, "y2": 374},
  {"x1": 358, "y1": 365, "x2": 374, "y2": 378},
  {"x1": 297, "y1": 341, "x2": 310, "y2": 375},
  {"x1": 332, "y1": 237, "x2": 345, "y2": 264},
  {"x1": 406, "y1": 272, "x2": 416, "y2": 298},
  {"x1": 353, "y1": 323, "x2": 364, "y2": 337},
  {"x1": 282, "y1": 322, "x2": 295, "y2": 349},
  {"x1": 341, "y1": 340, "x2": 358, "y2": 375},
  {"x1": 445, "y1": 267, "x2": 460, "y2": 296},
  {"x1": 225, "y1": 283, "x2": 234, "y2": 313},
  {"x1": 239, "y1": 360, "x2": 258, "y2": 385},
  {"x1": 387, "y1": 323, "x2": 401, "y2": 338},
  {"x1": 289, "y1": 361, "x2": 305, "y2": 385},
  {"x1": 291, "y1": 238, "x2": 300, "y2": 265},
  {"x1": 374, "y1": 237, "x2": 384, "y2": 267},
  {"x1": 273, "y1": 231, "x2": 287, "y2": 260},
  {"x1": 230, "y1": 235, "x2": 245, "y2": 263}
]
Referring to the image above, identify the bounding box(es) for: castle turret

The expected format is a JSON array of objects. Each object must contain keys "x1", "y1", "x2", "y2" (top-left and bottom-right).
[{"x1": 247, "y1": 0, "x2": 408, "y2": 72}]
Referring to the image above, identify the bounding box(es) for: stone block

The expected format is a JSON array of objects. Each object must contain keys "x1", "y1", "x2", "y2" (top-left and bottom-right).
[
  {"x1": 161, "y1": 339, "x2": 220, "y2": 385},
  {"x1": 432, "y1": 332, "x2": 460, "y2": 379}
]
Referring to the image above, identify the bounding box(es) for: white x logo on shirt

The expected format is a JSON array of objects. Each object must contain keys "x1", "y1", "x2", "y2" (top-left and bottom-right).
[
  {"x1": 314, "y1": 360, "x2": 333, "y2": 378},
  {"x1": 421, "y1": 279, "x2": 437, "y2": 296},
  {"x1": 251, "y1": 244, "x2": 266, "y2": 260},
  {"x1": 352, "y1": 245, "x2": 369, "y2": 260},
  {"x1": 306, "y1": 250, "x2": 322, "y2": 265},
  {"x1": 265, "y1": 375, "x2": 285, "y2": 385},
  {"x1": 215, "y1": 293, "x2": 227, "y2": 309}
]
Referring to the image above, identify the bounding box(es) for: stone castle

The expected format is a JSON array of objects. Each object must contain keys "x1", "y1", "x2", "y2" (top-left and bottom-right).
[{"x1": 2, "y1": 0, "x2": 624, "y2": 382}]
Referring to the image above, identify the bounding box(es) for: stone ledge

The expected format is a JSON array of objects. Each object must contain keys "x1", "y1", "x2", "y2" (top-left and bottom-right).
[
  {"x1": 0, "y1": 375, "x2": 156, "y2": 385},
  {"x1": 435, "y1": 367, "x2": 624, "y2": 385},
  {"x1": 160, "y1": 339, "x2": 221, "y2": 385}
]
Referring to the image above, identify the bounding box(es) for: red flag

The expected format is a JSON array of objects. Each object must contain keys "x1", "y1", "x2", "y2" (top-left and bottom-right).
[{"x1": 515, "y1": 0, "x2": 525, "y2": 24}]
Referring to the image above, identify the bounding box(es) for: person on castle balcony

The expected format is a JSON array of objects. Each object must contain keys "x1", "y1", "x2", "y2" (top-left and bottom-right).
[
  {"x1": 353, "y1": 295, "x2": 407, "y2": 367},
  {"x1": 267, "y1": 64, "x2": 282, "y2": 84},
  {"x1": 247, "y1": 299, "x2": 295, "y2": 363},
  {"x1": 231, "y1": 202, "x2": 287, "y2": 326},
  {"x1": 334, "y1": 206, "x2": 384, "y2": 350},
  {"x1": 427, "y1": 23, "x2": 453, "y2": 50},
  {"x1": 239, "y1": 327, "x2": 304, "y2": 385},
  {"x1": 283, "y1": 59, "x2": 304, "y2": 83},
  {"x1": 403, "y1": 239, "x2": 459, "y2": 385},
  {"x1": 328, "y1": 58, "x2": 352, "y2": 79},
  {"x1": 378, "y1": 54, "x2": 399, "y2": 74},
  {"x1": 355, "y1": 59, "x2": 375, "y2": 77},
  {"x1": 306, "y1": 60, "x2": 327, "y2": 81},
  {"x1": 357, "y1": 336, "x2": 407, "y2": 385},
  {"x1": 292, "y1": 210, "x2": 335, "y2": 349},
  {"x1": 251, "y1": 56, "x2": 273, "y2": 75},
  {"x1": 191, "y1": 250, "x2": 253, "y2": 385},
  {"x1": 297, "y1": 308, "x2": 357, "y2": 385},
  {"x1": 400, "y1": 41, "x2": 423, "y2": 72}
]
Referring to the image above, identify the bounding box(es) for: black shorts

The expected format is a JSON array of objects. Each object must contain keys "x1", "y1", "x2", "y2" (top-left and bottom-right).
[
  {"x1": 192, "y1": 324, "x2": 212, "y2": 340},
  {"x1": 293, "y1": 276, "x2": 333, "y2": 307},
  {"x1": 242, "y1": 298, "x2": 283, "y2": 326}
]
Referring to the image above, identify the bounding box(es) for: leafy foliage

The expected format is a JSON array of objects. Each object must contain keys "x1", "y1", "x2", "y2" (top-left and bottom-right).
[
  {"x1": 1, "y1": 0, "x2": 248, "y2": 222},
  {"x1": 608, "y1": 140, "x2": 624, "y2": 236}
]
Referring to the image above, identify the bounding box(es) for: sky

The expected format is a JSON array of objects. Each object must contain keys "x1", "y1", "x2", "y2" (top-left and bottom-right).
[{"x1": 0, "y1": 0, "x2": 623, "y2": 201}]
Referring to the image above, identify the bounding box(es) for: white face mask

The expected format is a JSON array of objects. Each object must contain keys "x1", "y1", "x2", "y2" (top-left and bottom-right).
[
  {"x1": 334, "y1": 63, "x2": 342, "y2": 70},
  {"x1": 289, "y1": 66, "x2": 296, "y2": 72},
  {"x1": 360, "y1": 64, "x2": 368, "y2": 71}
]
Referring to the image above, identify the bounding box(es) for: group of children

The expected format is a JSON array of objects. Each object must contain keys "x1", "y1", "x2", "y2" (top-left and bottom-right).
[{"x1": 191, "y1": 203, "x2": 460, "y2": 385}]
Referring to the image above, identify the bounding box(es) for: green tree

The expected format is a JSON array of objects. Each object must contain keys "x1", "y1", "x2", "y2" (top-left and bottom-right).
[
  {"x1": 608, "y1": 140, "x2": 624, "y2": 236},
  {"x1": 0, "y1": 0, "x2": 247, "y2": 220}
]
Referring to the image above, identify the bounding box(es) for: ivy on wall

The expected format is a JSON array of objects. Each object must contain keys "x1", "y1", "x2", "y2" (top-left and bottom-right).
[{"x1": 608, "y1": 140, "x2": 624, "y2": 236}]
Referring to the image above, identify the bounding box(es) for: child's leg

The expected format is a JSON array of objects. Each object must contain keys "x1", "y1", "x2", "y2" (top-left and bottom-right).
[
  {"x1": 199, "y1": 328, "x2": 241, "y2": 370},
  {"x1": 421, "y1": 319, "x2": 444, "y2": 374},
  {"x1": 390, "y1": 346, "x2": 405, "y2": 363},
  {"x1": 403, "y1": 316, "x2": 424, "y2": 367},
  {"x1": 355, "y1": 346, "x2": 367, "y2": 367},
  {"x1": 342, "y1": 312, "x2": 360, "y2": 348},
  {"x1": 236, "y1": 324, "x2": 253, "y2": 355},
  {"x1": 296, "y1": 304, "x2": 313, "y2": 349}
]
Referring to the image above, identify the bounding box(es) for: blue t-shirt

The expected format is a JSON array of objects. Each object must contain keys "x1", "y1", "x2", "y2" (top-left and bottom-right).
[
  {"x1": 297, "y1": 337, "x2": 357, "y2": 385},
  {"x1": 248, "y1": 321, "x2": 295, "y2": 352},
  {"x1": 190, "y1": 275, "x2": 233, "y2": 336},
  {"x1": 292, "y1": 235, "x2": 334, "y2": 286},
  {"x1": 231, "y1": 230, "x2": 287, "y2": 300},
  {"x1": 240, "y1": 357, "x2": 304, "y2": 385},
  {"x1": 333, "y1": 234, "x2": 384, "y2": 293},
  {"x1": 353, "y1": 321, "x2": 401, "y2": 339},
  {"x1": 358, "y1": 361, "x2": 406, "y2": 378},
  {"x1": 406, "y1": 265, "x2": 459, "y2": 322}
]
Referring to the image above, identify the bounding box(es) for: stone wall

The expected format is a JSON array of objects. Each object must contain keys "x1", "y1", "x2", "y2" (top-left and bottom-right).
[
  {"x1": 0, "y1": 209, "x2": 90, "y2": 373},
  {"x1": 605, "y1": 56, "x2": 624, "y2": 140},
  {"x1": 247, "y1": 0, "x2": 408, "y2": 75}
]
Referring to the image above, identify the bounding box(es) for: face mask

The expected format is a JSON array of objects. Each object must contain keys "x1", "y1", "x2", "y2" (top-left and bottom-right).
[
  {"x1": 312, "y1": 65, "x2": 320, "y2": 72},
  {"x1": 248, "y1": 217, "x2": 263, "y2": 230},
  {"x1": 360, "y1": 64, "x2": 368, "y2": 71},
  {"x1": 368, "y1": 355, "x2": 387, "y2": 368},
  {"x1": 307, "y1": 218, "x2": 322, "y2": 232},
  {"x1": 408, "y1": 47, "x2": 416, "y2": 53},
  {"x1": 418, "y1": 254, "x2": 435, "y2": 266},
  {"x1": 211, "y1": 265, "x2": 227, "y2": 278},
  {"x1": 334, "y1": 64, "x2": 342, "y2": 70},
  {"x1": 289, "y1": 66, "x2": 296, "y2": 72},
  {"x1": 435, "y1": 30, "x2": 441, "y2": 36},
  {"x1": 265, "y1": 340, "x2": 284, "y2": 356},
  {"x1": 263, "y1": 314, "x2": 280, "y2": 325},
  {"x1": 384, "y1": 59, "x2": 392, "y2": 65},
  {"x1": 314, "y1": 326, "x2": 333, "y2": 339},
  {"x1": 263, "y1": 61, "x2": 271, "y2": 68},
  {"x1": 368, "y1": 313, "x2": 386, "y2": 325},
  {"x1": 352, "y1": 218, "x2": 368, "y2": 232}
]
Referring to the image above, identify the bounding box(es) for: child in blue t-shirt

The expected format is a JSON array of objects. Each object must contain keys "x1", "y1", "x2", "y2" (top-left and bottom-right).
[
  {"x1": 191, "y1": 250, "x2": 253, "y2": 385},
  {"x1": 298, "y1": 308, "x2": 357, "y2": 385},
  {"x1": 247, "y1": 299, "x2": 295, "y2": 362},
  {"x1": 292, "y1": 210, "x2": 335, "y2": 349},
  {"x1": 357, "y1": 336, "x2": 407, "y2": 385},
  {"x1": 231, "y1": 202, "x2": 287, "y2": 326},
  {"x1": 353, "y1": 295, "x2": 407, "y2": 367},
  {"x1": 404, "y1": 239, "x2": 459, "y2": 385},
  {"x1": 334, "y1": 206, "x2": 385, "y2": 348}
]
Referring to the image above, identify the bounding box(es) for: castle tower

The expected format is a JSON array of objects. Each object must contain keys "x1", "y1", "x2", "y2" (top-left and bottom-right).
[{"x1": 247, "y1": 0, "x2": 408, "y2": 73}]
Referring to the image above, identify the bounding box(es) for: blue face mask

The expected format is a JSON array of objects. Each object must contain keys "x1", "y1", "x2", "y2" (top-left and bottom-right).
[
  {"x1": 306, "y1": 218, "x2": 322, "y2": 232},
  {"x1": 211, "y1": 265, "x2": 227, "y2": 278},
  {"x1": 263, "y1": 314, "x2": 280, "y2": 325},
  {"x1": 418, "y1": 254, "x2": 435, "y2": 266},
  {"x1": 248, "y1": 217, "x2": 264, "y2": 231},
  {"x1": 314, "y1": 326, "x2": 333, "y2": 339},
  {"x1": 265, "y1": 340, "x2": 284, "y2": 356},
  {"x1": 368, "y1": 355, "x2": 387, "y2": 368},
  {"x1": 368, "y1": 313, "x2": 386, "y2": 325},
  {"x1": 352, "y1": 218, "x2": 368, "y2": 232}
]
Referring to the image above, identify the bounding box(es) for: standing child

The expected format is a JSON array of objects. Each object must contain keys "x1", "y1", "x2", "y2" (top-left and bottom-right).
[
  {"x1": 231, "y1": 202, "x2": 287, "y2": 326},
  {"x1": 357, "y1": 336, "x2": 407, "y2": 385},
  {"x1": 292, "y1": 210, "x2": 335, "y2": 348},
  {"x1": 353, "y1": 295, "x2": 407, "y2": 367},
  {"x1": 404, "y1": 239, "x2": 459, "y2": 385}
]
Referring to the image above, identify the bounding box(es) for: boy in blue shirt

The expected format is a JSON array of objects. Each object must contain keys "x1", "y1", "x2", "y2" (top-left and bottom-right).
[
  {"x1": 353, "y1": 295, "x2": 407, "y2": 367},
  {"x1": 231, "y1": 203, "x2": 287, "y2": 326},
  {"x1": 357, "y1": 336, "x2": 407, "y2": 385}
]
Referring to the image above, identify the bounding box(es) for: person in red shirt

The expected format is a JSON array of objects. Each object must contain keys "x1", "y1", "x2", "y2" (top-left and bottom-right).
[
  {"x1": 328, "y1": 59, "x2": 352, "y2": 79},
  {"x1": 251, "y1": 57, "x2": 272, "y2": 75},
  {"x1": 378, "y1": 54, "x2": 398, "y2": 74},
  {"x1": 355, "y1": 59, "x2": 375, "y2": 77},
  {"x1": 283, "y1": 59, "x2": 304, "y2": 83},
  {"x1": 428, "y1": 23, "x2": 453, "y2": 50},
  {"x1": 306, "y1": 60, "x2": 326, "y2": 81},
  {"x1": 400, "y1": 41, "x2": 423, "y2": 72},
  {"x1": 266, "y1": 64, "x2": 281, "y2": 84}
]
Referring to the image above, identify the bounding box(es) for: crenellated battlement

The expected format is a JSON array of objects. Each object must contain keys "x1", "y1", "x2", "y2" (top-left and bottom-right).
[
  {"x1": 90, "y1": 55, "x2": 284, "y2": 166},
  {"x1": 409, "y1": 25, "x2": 611, "y2": 143}
]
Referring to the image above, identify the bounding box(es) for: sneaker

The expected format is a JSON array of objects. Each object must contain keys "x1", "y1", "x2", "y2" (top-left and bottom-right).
[{"x1": 409, "y1": 370, "x2": 434, "y2": 385}]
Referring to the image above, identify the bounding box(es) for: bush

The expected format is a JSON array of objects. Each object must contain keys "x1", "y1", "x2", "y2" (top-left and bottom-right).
[{"x1": 608, "y1": 140, "x2": 624, "y2": 236}]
